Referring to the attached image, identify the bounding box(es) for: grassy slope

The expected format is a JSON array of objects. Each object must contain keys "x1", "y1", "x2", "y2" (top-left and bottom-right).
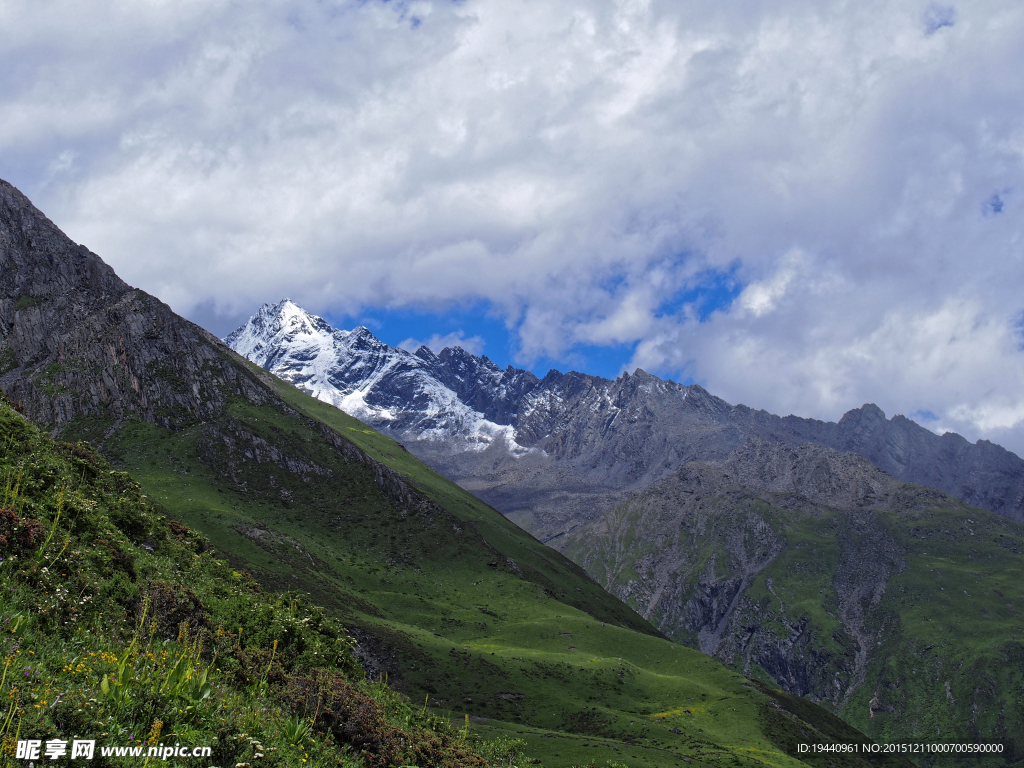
[
  {"x1": 266, "y1": 370, "x2": 656, "y2": 636},
  {"x1": 864, "y1": 505, "x2": 1024, "y2": 742},
  {"x1": 750, "y1": 496, "x2": 1024, "y2": 748},
  {"x1": 566, "y1": 485, "x2": 1024, "y2": 752},
  {"x1": 61, "y1": 374, "x2": 895, "y2": 768},
  {"x1": 0, "y1": 400, "x2": 499, "y2": 768}
]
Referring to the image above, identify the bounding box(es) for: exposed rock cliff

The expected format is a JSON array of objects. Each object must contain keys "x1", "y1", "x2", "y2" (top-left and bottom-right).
[
  {"x1": 0, "y1": 179, "x2": 277, "y2": 431},
  {"x1": 565, "y1": 441, "x2": 1024, "y2": 745}
]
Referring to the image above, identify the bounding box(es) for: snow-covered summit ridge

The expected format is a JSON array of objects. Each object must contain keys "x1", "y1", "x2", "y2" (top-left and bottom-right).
[
  {"x1": 224, "y1": 300, "x2": 718, "y2": 457},
  {"x1": 224, "y1": 300, "x2": 533, "y2": 453},
  {"x1": 225, "y1": 299, "x2": 347, "y2": 369}
]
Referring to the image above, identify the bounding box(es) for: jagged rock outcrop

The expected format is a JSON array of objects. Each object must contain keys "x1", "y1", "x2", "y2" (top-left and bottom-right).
[
  {"x1": 0, "y1": 180, "x2": 275, "y2": 431},
  {"x1": 769, "y1": 403, "x2": 1024, "y2": 522},
  {"x1": 226, "y1": 300, "x2": 533, "y2": 450},
  {"x1": 437, "y1": 387, "x2": 1024, "y2": 538}
]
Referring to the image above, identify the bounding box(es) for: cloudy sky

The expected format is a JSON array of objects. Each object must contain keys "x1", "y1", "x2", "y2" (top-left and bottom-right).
[{"x1": 3, "y1": 0, "x2": 1024, "y2": 453}]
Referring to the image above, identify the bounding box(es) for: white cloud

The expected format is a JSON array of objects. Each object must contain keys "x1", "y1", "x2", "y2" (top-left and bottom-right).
[
  {"x1": 3, "y1": 0, "x2": 1024, "y2": 452},
  {"x1": 736, "y1": 250, "x2": 805, "y2": 318}
]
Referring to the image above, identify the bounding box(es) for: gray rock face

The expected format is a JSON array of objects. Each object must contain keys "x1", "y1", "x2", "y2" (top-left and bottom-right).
[
  {"x1": 768, "y1": 404, "x2": 1024, "y2": 521},
  {"x1": 0, "y1": 179, "x2": 274, "y2": 430},
  {"x1": 566, "y1": 442, "x2": 905, "y2": 657},
  {"x1": 426, "y1": 377, "x2": 1024, "y2": 542},
  {"x1": 420, "y1": 345, "x2": 538, "y2": 427},
  {"x1": 563, "y1": 441, "x2": 1024, "y2": 744}
]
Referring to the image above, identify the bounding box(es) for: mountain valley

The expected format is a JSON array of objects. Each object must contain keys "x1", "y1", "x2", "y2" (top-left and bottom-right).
[
  {"x1": 0, "y1": 177, "x2": 894, "y2": 766},
  {"x1": 224, "y1": 299, "x2": 1024, "y2": 752}
]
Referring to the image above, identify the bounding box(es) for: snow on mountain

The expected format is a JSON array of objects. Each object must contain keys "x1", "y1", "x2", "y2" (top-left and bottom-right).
[{"x1": 225, "y1": 300, "x2": 530, "y2": 452}]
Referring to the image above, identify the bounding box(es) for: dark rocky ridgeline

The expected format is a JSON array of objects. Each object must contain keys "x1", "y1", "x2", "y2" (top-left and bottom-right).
[
  {"x1": 0, "y1": 179, "x2": 275, "y2": 430},
  {"x1": 565, "y1": 440, "x2": 1024, "y2": 746},
  {"x1": 416, "y1": 345, "x2": 539, "y2": 427},
  {"x1": 767, "y1": 402, "x2": 1024, "y2": 524},
  {"x1": 410, "y1": 370, "x2": 752, "y2": 542},
  {"x1": 417, "y1": 375, "x2": 1024, "y2": 541},
  {"x1": 0, "y1": 181, "x2": 467, "y2": 689}
]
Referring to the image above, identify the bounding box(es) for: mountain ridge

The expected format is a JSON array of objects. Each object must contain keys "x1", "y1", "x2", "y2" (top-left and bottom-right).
[
  {"x1": 226, "y1": 299, "x2": 532, "y2": 452},
  {"x1": 227, "y1": 299, "x2": 1024, "y2": 539}
]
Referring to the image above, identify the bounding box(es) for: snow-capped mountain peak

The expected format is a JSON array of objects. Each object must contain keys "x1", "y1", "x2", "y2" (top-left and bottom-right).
[
  {"x1": 226, "y1": 299, "x2": 339, "y2": 367},
  {"x1": 225, "y1": 300, "x2": 533, "y2": 453}
]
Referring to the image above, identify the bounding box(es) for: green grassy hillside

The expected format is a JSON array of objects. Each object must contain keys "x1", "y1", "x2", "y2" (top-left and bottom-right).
[
  {"x1": 54, "y1": 379, "x2": 895, "y2": 768},
  {"x1": 262, "y1": 363, "x2": 659, "y2": 637},
  {"x1": 0, "y1": 397, "x2": 504, "y2": 768}
]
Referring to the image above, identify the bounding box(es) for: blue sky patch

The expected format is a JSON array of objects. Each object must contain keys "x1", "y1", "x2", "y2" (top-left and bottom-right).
[
  {"x1": 984, "y1": 192, "x2": 1006, "y2": 216},
  {"x1": 1012, "y1": 310, "x2": 1024, "y2": 351},
  {"x1": 327, "y1": 301, "x2": 512, "y2": 359},
  {"x1": 924, "y1": 4, "x2": 956, "y2": 34},
  {"x1": 657, "y1": 266, "x2": 742, "y2": 321},
  {"x1": 528, "y1": 341, "x2": 639, "y2": 382},
  {"x1": 324, "y1": 302, "x2": 641, "y2": 380},
  {"x1": 317, "y1": 267, "x2": 744, "y2": 381}
]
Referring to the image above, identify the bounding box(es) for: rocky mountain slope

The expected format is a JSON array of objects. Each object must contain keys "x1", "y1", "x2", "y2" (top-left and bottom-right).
[
  {"x1": 228, "y1": 301, "x2": 1024, "y2": 543},
  {"x1": 0, "y1": 186, "x2": 263, "y2": 432},
  {"x1": 0, "y1": 176, "x2": 880, "y2": 768},
  {"x1": 563, "y1": 441, "x2": 1024, "y2": 747}
]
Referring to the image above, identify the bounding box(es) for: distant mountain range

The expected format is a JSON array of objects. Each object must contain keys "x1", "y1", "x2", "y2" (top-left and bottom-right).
[
  {"x1": 226, "y1": 299, "x2": 1024, "y2": 746},
  {"x1": 228, "y1": 300, "x2": 1024, "y2": 542}
]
